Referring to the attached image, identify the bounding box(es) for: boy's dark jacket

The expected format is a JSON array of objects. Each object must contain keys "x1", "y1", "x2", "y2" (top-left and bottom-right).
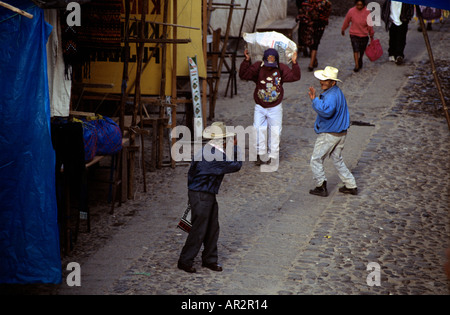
[
  {"x1": 381, "y1": 0, "x2": 414, "y2": 31},
  {"x1": 188, "y1": 144, "x2": 242, "y2": 195}
]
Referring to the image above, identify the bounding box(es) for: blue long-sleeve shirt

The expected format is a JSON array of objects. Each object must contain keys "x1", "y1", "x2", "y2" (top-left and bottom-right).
[
  {"x1": 188, "y1": 144, "x2": 242, "y2": 194},
  {"x1": 311, "y1": 85, "x2": 350, "y2": 134}
]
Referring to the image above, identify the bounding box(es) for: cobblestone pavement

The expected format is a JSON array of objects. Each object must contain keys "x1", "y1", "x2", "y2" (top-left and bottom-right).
[{"x1": 4, "y1": 15, "x2": 448, "y2": 296}]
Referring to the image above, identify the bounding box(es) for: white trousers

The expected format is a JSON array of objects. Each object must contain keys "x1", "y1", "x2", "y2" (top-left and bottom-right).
[
  {"x1": 253, "y1": 104, "x2": 283, "y2": 160},
  {"x1": 310, "y1": 133, "x2": 357, "y2": 189}
]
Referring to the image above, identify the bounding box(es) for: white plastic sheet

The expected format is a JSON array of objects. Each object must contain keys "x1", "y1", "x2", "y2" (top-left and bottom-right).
[{"x1": 243, "y1": 31, "x2": 298, "y2": 64}]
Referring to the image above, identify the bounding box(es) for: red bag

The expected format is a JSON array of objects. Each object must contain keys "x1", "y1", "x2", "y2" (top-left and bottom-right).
[{"x1": 365, "y1": 39, "x2": 383, "y2": 62}]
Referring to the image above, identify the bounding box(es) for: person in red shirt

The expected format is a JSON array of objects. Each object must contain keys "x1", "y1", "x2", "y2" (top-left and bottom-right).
[{"x1": 341, "y1": 0, "x2": 375, "y2": 72}]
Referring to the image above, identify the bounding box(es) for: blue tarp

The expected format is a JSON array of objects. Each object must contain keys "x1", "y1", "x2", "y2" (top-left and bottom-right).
[
  {"x1": 396, "y1": 0, "x2": 450, "y2": 10},
  {"x1": 0, "y1": 0, "x2": 61, "y2": 283}
]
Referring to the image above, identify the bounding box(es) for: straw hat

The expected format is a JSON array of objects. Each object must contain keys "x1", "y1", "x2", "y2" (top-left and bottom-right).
[
  {"x1": 202, "y1": 122, "x2": 235, "y2": 139},
  {"x1": 314, "y1": 66, "x2": 343, "y2": 82}
]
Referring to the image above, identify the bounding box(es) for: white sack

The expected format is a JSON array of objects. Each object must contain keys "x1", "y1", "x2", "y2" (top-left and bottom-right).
[{"x1": 243, "y1": 31, "x2": 298, "y2": 64}]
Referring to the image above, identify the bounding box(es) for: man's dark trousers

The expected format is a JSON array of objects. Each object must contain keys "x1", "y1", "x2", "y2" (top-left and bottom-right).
[
  {"x1": 388, "y1": 22, "x2": 409, "y2": 58},
  {"x1": 179, "y1": 190, "x2": 219, "y2": 267}
]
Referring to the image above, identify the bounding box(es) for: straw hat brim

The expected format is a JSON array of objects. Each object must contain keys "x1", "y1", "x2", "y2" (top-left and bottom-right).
[
  {"x1": 202, "y1": 121, "x2": 236, "y2": 139},
  {"x1": 314, "y1": 70, "x2": 343, "y2": 83},
  {"x1": 202, "y1": 131, "x2": 236, "y2": 139}
]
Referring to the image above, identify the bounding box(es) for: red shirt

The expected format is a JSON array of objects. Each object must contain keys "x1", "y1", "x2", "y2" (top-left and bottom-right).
[
  {"x1": 239, "y1": 60, "x2": 301, "y2": 108},
  {"x1": 342, "y1": 6, "x2": 375, "y2": 38}
]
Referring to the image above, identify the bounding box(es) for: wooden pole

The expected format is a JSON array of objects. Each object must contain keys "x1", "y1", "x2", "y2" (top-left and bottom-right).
[
  {"x1": 0, "y1": 1, "x2": 33, "y2": 19},
  {"x1": 235, "y1": 0, "x2": 249, "y2": 53},
  {"x1": 207, "y1": 0, "x2": 214, "y2": 27},
  {"x1": 137, "y1": 0, "x2": 149, "y2": 191},
  {"x1": 160, "y1": 0, "x2": 169, "y2": 104},
  {"x1": 252, "y1": 0, "x2": 263, "y2": 32},
  {"x1": 202, "y1": 0, "x2": 208, "y2": 127},
  {"x1": 171, "y1": 0, "x2": 178, "y2": 169},
  {"x1": 151, "y1": 21, "x2": 200, "y2": 30},
  {"x1": 416, "y1": 5, "x2": 450, "y2": 131},
  {"x1": 120, "y1": 0, "x2": 131, "y2": 199},
  {"x1": 209, "y1": 0, "x2": 235, "y2": 120},
  {"x1": 225, "y1": 0, "x2": 249, "y2": 98},
  {"x1": 128, "y1": 0, "x2": 149, "y2": 197},
  {"x1": 158, "y1": 0, "x2": 169, "y2": 169},
  {"x1": 119, "y1": 0, "x2": 131, "y2": 136}
]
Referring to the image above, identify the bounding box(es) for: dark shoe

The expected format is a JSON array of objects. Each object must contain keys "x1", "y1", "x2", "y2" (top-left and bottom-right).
[
  {"x1": 309, "y1": 181, "x2": 328, "y2": 197},
  {"x1": 353, "y1": 67, "x2": 360, "y2": 72},
  {"x1": 255, "y1": 155, "x2": 269, "y2": 166},
  {"x1": 308, "y1": 66, "x2": 314, "y2": 72},
  {"x1": 202, "y1": 262, "x2": 223, "y2": 272},
  {"x1": 339, "y1": 186, "x2": 358, "y2": 195},
  {"x1": 395, "y1": 56, "x2": 404, "y2": 65},
  {"x1": 178, "y1": 262, "x2": 196, "y2": 273},
  {"x1": 255, "y1": 155, "x2": 262, "y2": 166}
]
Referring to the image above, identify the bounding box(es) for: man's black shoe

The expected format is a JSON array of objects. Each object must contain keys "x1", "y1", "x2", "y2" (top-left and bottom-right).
[
  {"x1": 254, "y1": 155, "x2": 262, "y2": 166},
  {"x1": 339, "y1": 186, "x2": 358, "y2": 195},
  {"x1": 202, "y1": 262, "x2": 223, "y2": 272},
  {"x1": 309, "y1": 181, "x2": 328, "y2": 197},
  {"x1": 255, "y1": 155, "x2": 267, "y2": 166},
  {"x1": 178, "y1": 262, "x2": 196, "y2": 273}
]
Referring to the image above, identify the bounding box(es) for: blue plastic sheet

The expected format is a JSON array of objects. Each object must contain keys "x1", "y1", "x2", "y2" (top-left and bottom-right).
[{"x1": 0, "y1": 1, "x2": 61, "y2": 284}]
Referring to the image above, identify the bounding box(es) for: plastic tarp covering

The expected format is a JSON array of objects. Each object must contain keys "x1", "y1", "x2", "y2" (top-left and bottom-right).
[
  {"x1": 397, "y1": 0, "x2": 450, "y2": 11},
  {"x1": 0, "y1": 0, "x2": 61, "y2": 283},
  {"x1": 209, "y1": 0, "x2": 288, "y2": 37}
]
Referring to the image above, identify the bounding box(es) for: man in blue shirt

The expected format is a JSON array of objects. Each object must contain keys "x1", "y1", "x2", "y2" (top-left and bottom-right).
[
  {"x1": 308, "y1": 66, "x2": 357, "y2": 197},
  {"x1": 178, "y1": 122, "x2": 242, "y2": 273}
]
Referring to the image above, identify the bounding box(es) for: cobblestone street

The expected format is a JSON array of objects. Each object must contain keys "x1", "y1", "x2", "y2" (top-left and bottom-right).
[{"x1": 7, "y1": 13, "x2": 448, "y2": 297}]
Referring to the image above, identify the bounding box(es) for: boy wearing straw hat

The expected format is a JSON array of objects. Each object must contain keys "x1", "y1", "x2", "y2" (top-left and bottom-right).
[
  {"x1": 178, "y1": 122, "x2": 242, "y2": 273},
  {"x1": 308, "y1": 66, "x2": 357, "y2": 197}
]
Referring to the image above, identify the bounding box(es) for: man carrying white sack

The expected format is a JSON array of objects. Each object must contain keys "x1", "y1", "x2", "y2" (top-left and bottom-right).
[
  {"x1": 308, "y1": 66, "x2": 357, "y2": 197},
  {"x1": 239, "y1": 48, "x2": 300, "y2": 170}
]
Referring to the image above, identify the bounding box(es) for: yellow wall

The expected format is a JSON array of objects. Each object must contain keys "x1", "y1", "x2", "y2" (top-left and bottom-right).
[
  {"x1": 82, "y1": 0, "x2": 205, "y2": 96},
  {"x1": 174, "y1": 0, "x2": 206, "y2": 78}
]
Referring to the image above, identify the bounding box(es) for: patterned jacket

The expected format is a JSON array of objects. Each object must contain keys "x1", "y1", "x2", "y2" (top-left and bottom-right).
[
  {"x1": 239, "y1": 60, "x2": 301, "y2": 108},
  {"x1": 296, "y1": 0, "x2": 332, "y2": 26}
]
